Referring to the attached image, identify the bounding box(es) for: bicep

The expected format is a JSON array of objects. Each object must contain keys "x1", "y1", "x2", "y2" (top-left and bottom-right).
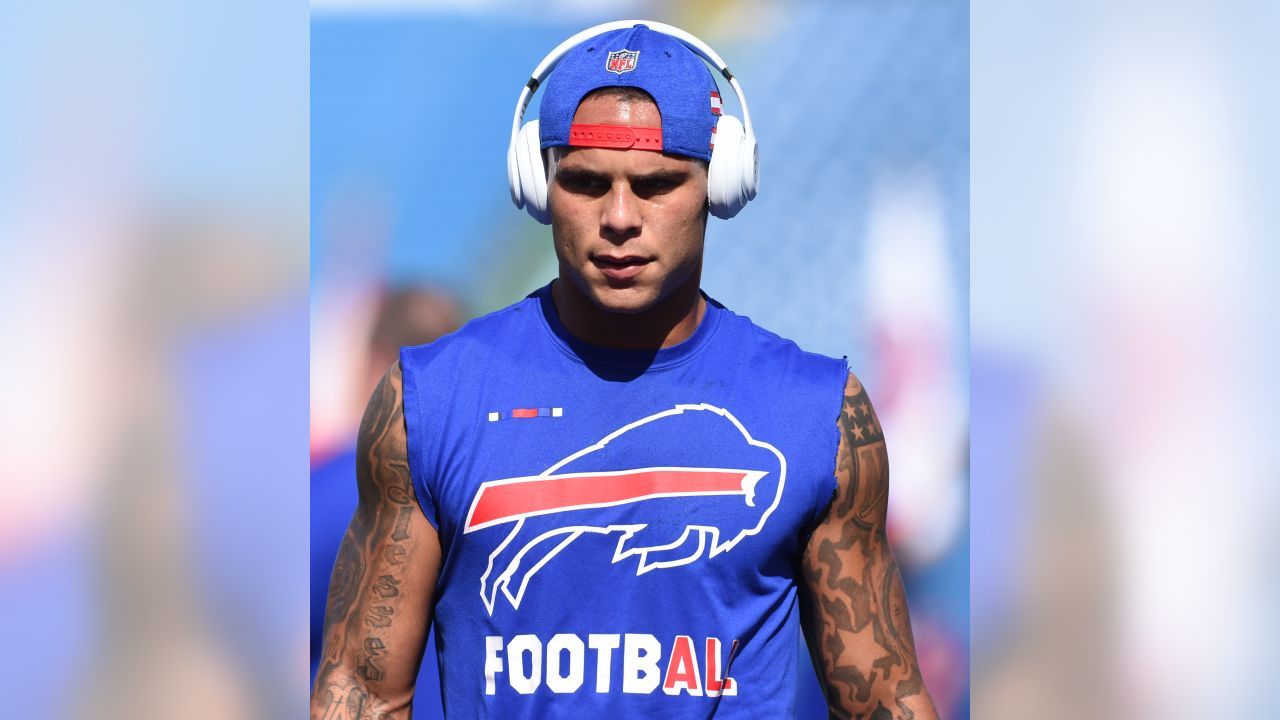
[
  {"x1": 798, "y1": 373, "x2": 935, "y2": 718},
  {"x1": 313, "y1": 363, "x2": 442, "y2": 716}
]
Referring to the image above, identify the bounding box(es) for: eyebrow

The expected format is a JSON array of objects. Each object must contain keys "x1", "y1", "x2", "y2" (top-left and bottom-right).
[
  {"x1": 555, "y1": 167, "x2": 607, "y2": 184},
  {"x1": 557, "y1": 166, "x2": 690, "y2": 184},
  {"x1": 631, "y1": 168, "x2": 690, "y2": 183}
]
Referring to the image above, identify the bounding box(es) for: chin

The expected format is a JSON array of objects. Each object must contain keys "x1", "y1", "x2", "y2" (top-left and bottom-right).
[{"x1": 587, "y1": 282, "x2": 660, "y2": 315}]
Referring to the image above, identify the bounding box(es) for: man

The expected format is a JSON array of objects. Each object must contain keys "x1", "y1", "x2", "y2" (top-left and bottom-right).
[{"x1": 313, "y1": 23, "x2": 938, "y2": 719}]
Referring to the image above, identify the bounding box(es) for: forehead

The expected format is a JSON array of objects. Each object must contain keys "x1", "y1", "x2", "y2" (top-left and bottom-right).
[
  {"x1": 572, "y1": 91, "x2": 662, "y2": 127},
  {"x1": 561, "y1": 93, "x2": 702, "y2": 175}
]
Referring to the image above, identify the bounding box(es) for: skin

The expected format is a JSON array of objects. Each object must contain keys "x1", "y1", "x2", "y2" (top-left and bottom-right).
[
  {"x1": 547, "y1": 91, "x2": 709, "y2": 350},
  {"x1": 799, "y1": 374, "x2": 940, "y2": 719},
  {"x1": 311, "y1": 363, "x2": 440, "y2": 720},
  {"x1": 312, "y1": 91, "x2": 938, "y2": 719}
]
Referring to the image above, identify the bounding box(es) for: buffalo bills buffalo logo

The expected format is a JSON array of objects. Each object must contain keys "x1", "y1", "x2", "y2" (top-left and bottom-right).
[{"x1": 466, "y1": 404, "x2": 786, "y2": 615}]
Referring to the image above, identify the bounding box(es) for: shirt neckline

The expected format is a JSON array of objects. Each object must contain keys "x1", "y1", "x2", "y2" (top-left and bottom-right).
[{"x1": 533, "y1": 282, "x2": 722, "y2": 372}]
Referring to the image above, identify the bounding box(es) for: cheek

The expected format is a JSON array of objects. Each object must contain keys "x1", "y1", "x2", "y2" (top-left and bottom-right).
[
  {"x1": 550, "y1": 195, "x2": 595, "y2": 254},
  {"x1": 651, "y1": 193, "x2": 708, "y2": 249}
]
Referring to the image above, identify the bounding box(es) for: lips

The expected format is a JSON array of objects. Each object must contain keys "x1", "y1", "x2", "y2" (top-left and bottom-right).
[{"x1": 591, "y1": 254, "x2": 650, "y2": 281}]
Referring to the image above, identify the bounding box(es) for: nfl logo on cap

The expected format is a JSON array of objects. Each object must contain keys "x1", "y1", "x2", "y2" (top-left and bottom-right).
[{"x1": 605, "y1": 49, "x2": 639, "y2": 75}]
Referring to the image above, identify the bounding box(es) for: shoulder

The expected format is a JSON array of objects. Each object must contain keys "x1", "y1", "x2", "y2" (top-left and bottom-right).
[
  {"x1": 361, "y1": 361, "x2": 405, "y2": 442},
  {"x1": 356, "y1": 361, "x2": 411, "y2": 495},
  {"x1": 838, "y1": 371, "x2": 886, "y2": 448}
]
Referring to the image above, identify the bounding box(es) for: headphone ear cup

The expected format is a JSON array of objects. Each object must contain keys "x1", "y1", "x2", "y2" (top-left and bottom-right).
[
  {"x1": 741, "y1": 133, "x2": 759, "y2": 201},
  {"x1": 507, "y1": 127, "x2": 524, "y2": 209},
  {"x1": 514, "y1": 120, "x2": 551, "y2": 225},
  {"x1": 707, "y1": 114, "x2": 748, "y2": 219}
]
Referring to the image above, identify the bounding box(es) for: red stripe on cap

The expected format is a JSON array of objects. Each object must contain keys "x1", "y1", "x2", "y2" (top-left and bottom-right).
[
  {"x1": 569, "y1": 124, "x2": 663, "y2": 151},
  {"x1": 466, "y1": 468, "x2": 754, "y2": 530},
  {"x1": 511, "y1": 408, "x2": 538, "y2": 418}
]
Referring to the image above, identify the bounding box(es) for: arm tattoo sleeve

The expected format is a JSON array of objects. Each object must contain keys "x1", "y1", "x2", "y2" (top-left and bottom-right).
[
  {"x1": 312, "y1": 363, "x2": 435, "y2": 720},
  {"x1": 799, "y1": 375, "x2": 938, "y2": 720}
]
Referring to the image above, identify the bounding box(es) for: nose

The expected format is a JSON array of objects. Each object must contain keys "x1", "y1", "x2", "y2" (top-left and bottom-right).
[{"x1": 599, "y1": 181, "x2": 642, "y2": 242}]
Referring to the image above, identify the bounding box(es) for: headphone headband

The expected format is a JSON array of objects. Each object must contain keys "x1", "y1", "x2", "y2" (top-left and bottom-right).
[{"x1": 508, "y1": 20, "x2": 755, "y2": 156}]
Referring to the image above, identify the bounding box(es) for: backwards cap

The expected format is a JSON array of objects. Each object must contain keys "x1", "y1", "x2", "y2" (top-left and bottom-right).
[{"x1": 539, "y1": 23, "x2": 721, "y2": 162}]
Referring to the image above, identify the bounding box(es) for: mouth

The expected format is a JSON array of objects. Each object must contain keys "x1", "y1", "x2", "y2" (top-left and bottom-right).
[{"x1": 590, "y1": 254, "x2": 651, "y2": 281}]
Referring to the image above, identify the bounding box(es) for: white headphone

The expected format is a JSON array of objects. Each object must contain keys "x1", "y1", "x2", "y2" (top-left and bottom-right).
[{"x1": 506, "y1": 20, "x2": 759, "y2": 224}]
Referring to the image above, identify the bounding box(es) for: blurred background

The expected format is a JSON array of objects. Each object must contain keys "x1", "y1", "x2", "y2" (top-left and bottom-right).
[
  {"x1": 310, "y1": 1, "x2": 970, "y2": 718},
  {"x1": 0, "y1": 0, "x2": 308, "y2": 717},
  {"x1": 971, "y1": 1, "x2": 1280, "y2": 718}
]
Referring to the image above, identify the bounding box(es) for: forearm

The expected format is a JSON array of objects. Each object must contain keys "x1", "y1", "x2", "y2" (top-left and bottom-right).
[
  {"x1": 312, "y1": 670, "x2": 411, "y2": 720},
  {"x1": 805, "y1": 564, "x2": 939, "y2": 719},
  {"x1": 312, "y1": 555, "x2": 423, "y2": 720},
  {"x1": 803, "y1": 525, "x2": 938, "y2": 719},
  {"x1": 831, "y1": 694, "x2": 936, "y2": 720},
  {"x1": 312, "y1": 523, "x2": 425, "y2": 720},
  {"x1": 879, "y1": 693, "x2": 939, "y2": 720},
  {"x1": 846, "y1": 674, "x2": 938, "y2": 720}
]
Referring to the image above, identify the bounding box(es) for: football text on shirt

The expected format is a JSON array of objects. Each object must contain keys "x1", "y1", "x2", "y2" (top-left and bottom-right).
[{"x1": 484, "y1": 632, "x2": 739, "y2": 697}]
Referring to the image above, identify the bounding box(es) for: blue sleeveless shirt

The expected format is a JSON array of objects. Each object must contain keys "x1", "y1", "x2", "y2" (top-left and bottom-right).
[{"x1": 400, "y1": 284, "x2": 847, "y2": 719}]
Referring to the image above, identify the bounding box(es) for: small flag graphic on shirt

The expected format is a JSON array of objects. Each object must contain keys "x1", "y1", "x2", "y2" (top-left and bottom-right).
[{"x1": 488, "y1": 407, "x2": 563, "y2": 422}]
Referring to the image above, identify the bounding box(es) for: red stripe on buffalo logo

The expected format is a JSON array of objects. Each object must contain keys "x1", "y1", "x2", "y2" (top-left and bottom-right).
[{"x1": 465, "y1": 468, "x2": 755, "y2": 532}]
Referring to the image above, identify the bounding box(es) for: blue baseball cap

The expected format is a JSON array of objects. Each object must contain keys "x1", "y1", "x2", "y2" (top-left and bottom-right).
[{"x1": 539, "y1": 23, "x2": 722, "y2": 162}]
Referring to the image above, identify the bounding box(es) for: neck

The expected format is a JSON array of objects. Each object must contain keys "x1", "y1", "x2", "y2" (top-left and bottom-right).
[{"x1": 551, "y1": 275, "x2": 706, "y2": 351}]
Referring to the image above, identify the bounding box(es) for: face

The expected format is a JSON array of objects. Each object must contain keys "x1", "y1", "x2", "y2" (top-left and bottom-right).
[{"x1": 548, "y1": 93, "x2": 709, "y2": 315}]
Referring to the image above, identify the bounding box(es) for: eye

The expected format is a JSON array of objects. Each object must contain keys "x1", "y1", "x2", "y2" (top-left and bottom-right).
[
  {"x1": 633, "y1": 177, "x2": 680, "y2": 198},
  {"x1": 558, "y1": 173, "x2": 608, "y2": 196}
]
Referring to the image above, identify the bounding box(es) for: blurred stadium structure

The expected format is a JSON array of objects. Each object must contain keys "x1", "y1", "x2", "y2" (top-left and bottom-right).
[{"x1": 311, "y1": 1, "x2": 969, "y2": 717}]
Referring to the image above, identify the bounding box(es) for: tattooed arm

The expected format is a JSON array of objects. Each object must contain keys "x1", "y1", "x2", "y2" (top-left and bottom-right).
[
  {"x1": 799, "y1": 374, "x2": 939, "y2": 720},
  {"x1": 312, "y1": 362, "x2": 442, "y2": 720}
]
